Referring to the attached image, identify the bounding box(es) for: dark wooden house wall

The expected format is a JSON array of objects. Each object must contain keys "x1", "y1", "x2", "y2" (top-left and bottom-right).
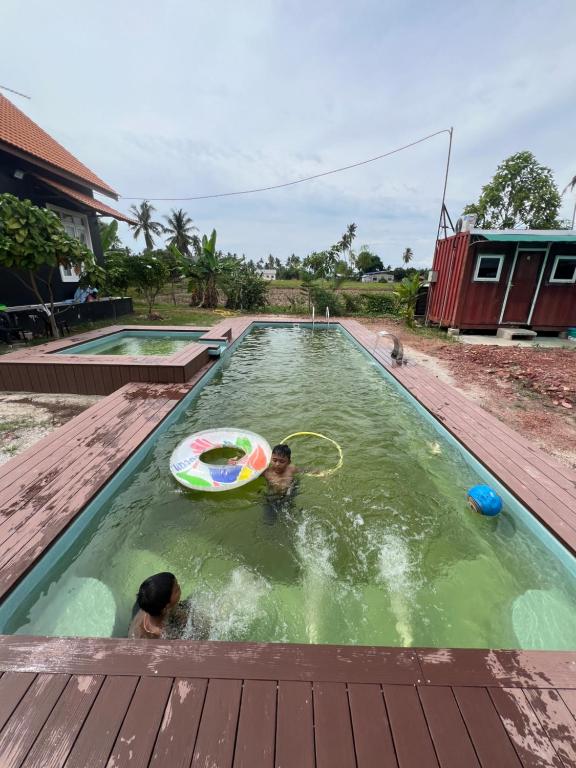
[{"x1": 0, "y1": 152, "x2": 104, "y2": 307}]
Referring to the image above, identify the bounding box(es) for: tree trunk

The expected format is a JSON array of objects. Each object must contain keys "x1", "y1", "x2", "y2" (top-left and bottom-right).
[{"x1": 30, "y1": 270, "x2": 59, "y2": 338}]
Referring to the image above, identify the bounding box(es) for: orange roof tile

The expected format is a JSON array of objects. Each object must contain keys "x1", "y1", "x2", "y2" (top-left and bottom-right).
[
  {"x1": 0, "y1": 94, "x2": 117, "y2": 199},
  {"x1": 35, "y1": 176, "x2": 135, "y2": 224}
]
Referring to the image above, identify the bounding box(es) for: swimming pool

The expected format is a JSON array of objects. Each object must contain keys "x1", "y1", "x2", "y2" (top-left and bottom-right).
[
  {"x1": 56, "y1": 329, "x2": 208, "y2": 356},
  {"x1": 3, "y1": 325, "x2": 576, "y2": 649}
]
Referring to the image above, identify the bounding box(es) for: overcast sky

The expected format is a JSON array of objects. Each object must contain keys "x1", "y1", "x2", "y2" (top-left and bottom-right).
[{"x1": 2, "y1": 0, "x2": 575, "y2": 266}]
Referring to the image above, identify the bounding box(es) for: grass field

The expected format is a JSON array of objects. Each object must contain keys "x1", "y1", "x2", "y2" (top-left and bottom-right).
[{"x1": 270, "y1": 279, "x2": 396, "y2": 291}]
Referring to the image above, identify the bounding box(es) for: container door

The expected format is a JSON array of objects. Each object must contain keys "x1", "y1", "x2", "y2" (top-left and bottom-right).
[{"x1": 501, "y1": 251, "x2": 544, "y2": 324}]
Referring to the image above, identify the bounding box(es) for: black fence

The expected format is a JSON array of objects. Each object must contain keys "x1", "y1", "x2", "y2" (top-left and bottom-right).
[{"x1": 6, "y1": 298, "x2": 133, "y2": 337}]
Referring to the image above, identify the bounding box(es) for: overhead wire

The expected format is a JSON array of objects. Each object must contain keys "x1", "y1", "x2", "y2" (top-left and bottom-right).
[
  {"x1": 0, "y1": 84, "x2": 31, "y2": 99},
  {"x1": 121, "y1": 128, "x2": 451, "y2": 201}
]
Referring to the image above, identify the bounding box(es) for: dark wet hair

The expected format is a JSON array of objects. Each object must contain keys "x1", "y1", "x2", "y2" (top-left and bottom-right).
[
  {"x1": 272, "y1": 444, "x2": 291, "y2": 460},
  {"x1": 137, "y1": 572, "x2": 176, "y2": 617}
]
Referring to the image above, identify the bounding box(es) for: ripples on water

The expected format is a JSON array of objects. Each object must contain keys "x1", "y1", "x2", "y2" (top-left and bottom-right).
[{"x1": 9, "y1": 327, "x2": 576, "y2": 649}]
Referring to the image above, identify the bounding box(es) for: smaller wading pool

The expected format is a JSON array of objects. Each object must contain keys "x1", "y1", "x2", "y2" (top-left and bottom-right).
[{"x1": 55, "y1": 330, "x2": 209, "y2": 357}]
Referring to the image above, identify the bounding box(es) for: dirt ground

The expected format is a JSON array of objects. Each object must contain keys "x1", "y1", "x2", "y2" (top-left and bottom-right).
[
  {"x1": 0, "y1": 321, "x2": 575, "y2": 469},
  {"x1": 359, "y1": 317, "x2": 576, "y2": 469},
  {"x1": 0, "y1": 393, "x2": 101, "y2": 465}
]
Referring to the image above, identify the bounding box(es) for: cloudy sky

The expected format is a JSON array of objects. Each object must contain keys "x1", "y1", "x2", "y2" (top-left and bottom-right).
[{"x1": 2, "y1": 0, "x2": 575, "y2": 267}]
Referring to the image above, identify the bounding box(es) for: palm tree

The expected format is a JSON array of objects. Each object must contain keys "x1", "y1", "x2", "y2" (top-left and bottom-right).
[
  {"x1": 339, "y1": 223, "x2": 357, "y2": 267},
  {"x1": 394, "y1": 273, "x2": 422, "y2": 327},
  {"x1": 402, "y1": 247, "x2": 414, "y2": 266},
  {"x1": 562, "y1": 176, "x2": 576, "y2": 229},
  {"x1": 128, "y1": 201, "x2": 164, "y2": 250},
  {"x1": 164, "y1": 208, "x2": 199, "y2": 257}
]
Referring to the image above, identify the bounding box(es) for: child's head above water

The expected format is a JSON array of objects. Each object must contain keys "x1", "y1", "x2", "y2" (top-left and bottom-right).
[
  {"x1": 270, "y1": 443, "x2": 291, "y2": 473},
  {"x1": 137, "y1": 572, "x2": 181, "y2": 617}
]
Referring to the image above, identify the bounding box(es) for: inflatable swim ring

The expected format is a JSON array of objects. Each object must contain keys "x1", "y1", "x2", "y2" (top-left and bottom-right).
[{"x1": 170, "y1": 428, "x2": 272, "y2": 491}]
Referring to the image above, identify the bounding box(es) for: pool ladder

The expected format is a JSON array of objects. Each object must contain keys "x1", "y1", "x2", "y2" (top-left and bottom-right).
[{"x1": 375, "y1": 331, "x2": 405, "y2": 364}]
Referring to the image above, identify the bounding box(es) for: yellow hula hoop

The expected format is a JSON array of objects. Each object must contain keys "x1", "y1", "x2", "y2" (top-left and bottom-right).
[{"x1": 280, "y1": 431, "x2": 343, "y2": 478}]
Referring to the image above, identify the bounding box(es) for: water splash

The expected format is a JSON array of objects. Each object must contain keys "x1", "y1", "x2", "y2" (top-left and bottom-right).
[
  {"x1": 295, "y1": 514, "x2": 336, "y2": 643},
  {"x1": 367, "y1": 528, "x2": 416, "y2": 646},
  {"x1": 185, "y1": 567, "x2": 270, "y2": 641}
]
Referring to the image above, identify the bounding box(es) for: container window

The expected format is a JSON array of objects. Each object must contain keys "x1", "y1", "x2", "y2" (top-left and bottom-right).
[
  {"x1": 549, "y1": 255, "x2": 576, "y2": 284},
  {"x1": 473, "y1": 254, "x2": 504, "y2": 282}
]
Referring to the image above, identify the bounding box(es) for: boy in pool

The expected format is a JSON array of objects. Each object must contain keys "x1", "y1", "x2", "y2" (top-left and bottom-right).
[
  {"x1": 128, "y1": 572, "x2": 183, "y2": 639},
  {"x1": 263, "y1": 443, "x2": 300, "y2": 493}
]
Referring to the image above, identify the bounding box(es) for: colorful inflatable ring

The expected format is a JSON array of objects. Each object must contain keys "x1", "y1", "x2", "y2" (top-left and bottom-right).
[
  {"x1": 281, "y1": 431, "x2": 343, "y2": 478},
  {"x1": 170, "y1": 428, "x2": 272, "y2": 492}
]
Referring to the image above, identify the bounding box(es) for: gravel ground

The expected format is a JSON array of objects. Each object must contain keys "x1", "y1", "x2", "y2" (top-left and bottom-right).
[{"x1": 0, "y1": 393, "x2": 101, "y2": 465}]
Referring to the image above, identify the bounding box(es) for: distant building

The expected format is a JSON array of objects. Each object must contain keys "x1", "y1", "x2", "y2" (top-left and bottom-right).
[
  {"x1": 361, "y1": 271, "x2": 394, "y2": 283},
  {"x1": 258, "y1": 269, "x2": 277, "y2": 281}
]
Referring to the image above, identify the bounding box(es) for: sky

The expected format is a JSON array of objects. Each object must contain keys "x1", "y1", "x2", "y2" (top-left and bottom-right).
[{"x1": 2, "y1": 0, "x2": 576, "y2": 268}]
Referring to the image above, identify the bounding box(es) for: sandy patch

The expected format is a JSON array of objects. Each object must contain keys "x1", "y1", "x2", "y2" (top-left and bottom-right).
[{"x1": 0, "y1": 392, "x2": 101, "y2": 465}]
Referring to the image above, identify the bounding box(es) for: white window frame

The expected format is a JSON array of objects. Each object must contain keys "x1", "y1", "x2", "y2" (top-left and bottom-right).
[
  {"x1": 549, "y1": 254, "x2": 576, "y2": 285},
  {"x1": 473, "y1": 253, "x2": 504, "y2": 282},
  {"x1": 47, "y1": 204, "x2": 93, "y2": 283}
]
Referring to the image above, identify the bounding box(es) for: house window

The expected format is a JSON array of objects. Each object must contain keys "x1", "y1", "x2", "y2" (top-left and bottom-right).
[
  {"x1": 48, "y1": 206, "x2": 93, "y2": 282},
  {"x1": 549, "y1": 255, "x2": 576, "y2": 284},
  {"x1": 473, "y1": 254, "x2": 504, "y2": 282}
]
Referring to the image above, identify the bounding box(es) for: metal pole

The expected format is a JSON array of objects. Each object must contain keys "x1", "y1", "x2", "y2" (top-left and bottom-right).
[
  {"x1": 435, "y1": 127, "x2": 454, "y2": 245},
  {"x1": 572, "y1": 199, "x2": 576, "y2": 230},
  {"x1": 425, "y1": 127, "x2": 454, "y2": 326}
]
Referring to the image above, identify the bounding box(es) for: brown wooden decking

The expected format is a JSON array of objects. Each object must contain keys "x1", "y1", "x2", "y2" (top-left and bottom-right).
[
  {"x1": 0, "y1": 325, "x2": 225, "y2": 395},
  {"x1": 1, "y1": 639, "x2": 576, "y2": 767},
  {"x1": 1, "y1": 316, "x2": 576, "y2": 765}
]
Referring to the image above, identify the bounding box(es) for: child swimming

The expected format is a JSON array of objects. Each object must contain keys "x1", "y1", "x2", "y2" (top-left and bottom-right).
[
  {"x1": 263, "y1": 443, "x2": 299, "y2": 493},
  {"x1": 128, "y1": 572, "x2": 184, "y2": 639}
]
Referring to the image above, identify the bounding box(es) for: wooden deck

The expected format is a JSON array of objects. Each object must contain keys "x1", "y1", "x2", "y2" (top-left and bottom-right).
[
  {"x1": 1, "y1": 639, "x2": 576, "y2": 767},
  {"x1": 0, "y1": 325, "x2": 227, "y2": 395},
  {"x1": 1, "y1": 316, "x2": 576, "y2": 765}
]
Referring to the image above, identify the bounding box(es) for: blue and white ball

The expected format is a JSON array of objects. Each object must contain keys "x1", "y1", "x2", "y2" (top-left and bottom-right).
[{"x1": 467, "y1": 485, "x2": 503, "y2": 516}]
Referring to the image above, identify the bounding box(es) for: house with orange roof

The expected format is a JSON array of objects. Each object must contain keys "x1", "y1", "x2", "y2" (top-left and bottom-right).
[{"x1": 0, "y1": 94, "x2": 133, "y2": 310}]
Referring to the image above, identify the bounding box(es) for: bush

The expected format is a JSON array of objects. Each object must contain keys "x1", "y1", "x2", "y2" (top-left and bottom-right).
[
  {"x1": 222, "y1": 263, "x2": 268, "y2": 311},
  {"x1": 360, "y1": 292, "x2": 400, "y2": 316},
  {"x1": 308, "y1": 284, "x2": 344, "y2": 316},
  {"x1": 341, "y1": 292, "x2": 363, "y2": 314}
]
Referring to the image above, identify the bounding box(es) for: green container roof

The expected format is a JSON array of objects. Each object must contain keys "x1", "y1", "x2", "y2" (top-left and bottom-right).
[{"x1": 471, "y1": 228, "x2": 576, "y2": 243}]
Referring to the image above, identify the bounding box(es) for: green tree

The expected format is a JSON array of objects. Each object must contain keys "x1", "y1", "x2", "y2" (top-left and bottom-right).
[
  {"x1": 0, "y1": 194, "x2": 95, "y2": 336},
  {"x1": 187, "y1": 229, "x2": 233, "y2": 308},
  {"x1": 103, "y1": 249, "x2": 131, "y2": 296},
  {"x1": 463, "y1": 151, "x2": 563, "y2": 229},
  {"x1": 356, "y1": 248, "x2": 383, "y2": 274},
  {"x1": 161, "y1": 245, "x2": 188, "y2": 304},
  {"x1": 394, "y1": 273, "x2": 422, "y2": 327},
  {"x1": 98, "y1": 219, "x2": 122, "y2": 252},
  {"x1": 402, "y1": 247, "x2": 414, "y2": 266},
  {"x1": 128, "y1": 251, "x2": 169, "y2": 316},
  {"x1": 302, "y1": 250, "x2": 338, "y2": 280},
  {"x1": 164, "y1": 209, "x2": 199, "y2": 257},
  {"x1": 128, "y1": 200, "x2": 164, "y2": 250}
]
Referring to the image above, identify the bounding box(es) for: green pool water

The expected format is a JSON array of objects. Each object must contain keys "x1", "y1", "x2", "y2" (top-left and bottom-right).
[
  {"x1": 6, "y1": 326, "x2": 576, "y2": 648},
  {"x1": 60, "y1": 330, "x2": 204, "y2": 356}
]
